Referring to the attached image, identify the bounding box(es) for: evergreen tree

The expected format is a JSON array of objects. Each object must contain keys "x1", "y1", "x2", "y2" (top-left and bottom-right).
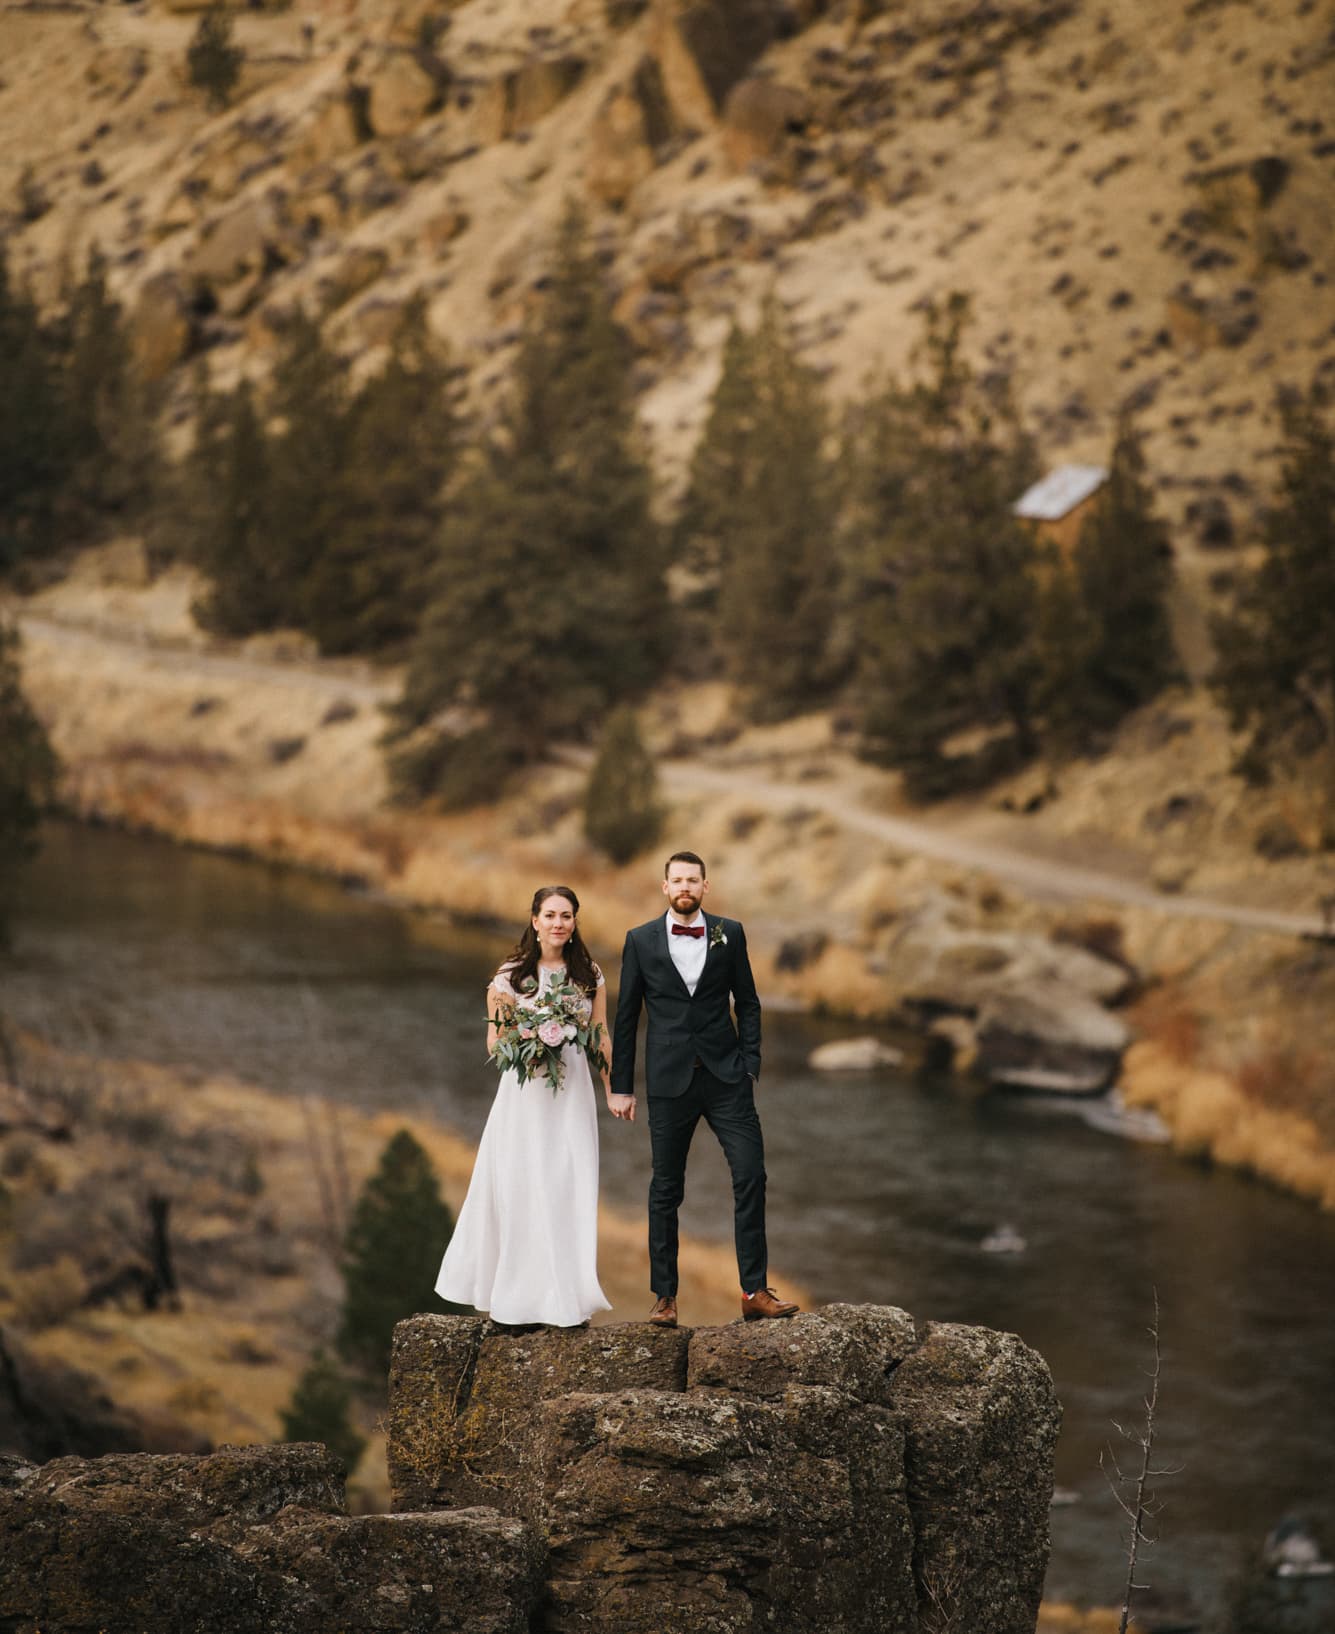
[
  {"x1": 846, "y1": 296, "x2": 1042, "y2": 797},
  {"x1": 584, "y1": 706, "x2": 664, "y2": 863},
  {"x1": 187, "y1": 4, "x2": 244, "y2": 111},
  {"x1": 387, "y1": 200, "x2": 667, "y2": 807},
  {"x1": 278, "y1": 1351, "x2": 367, "y2": 1474},
  {"x1": 336, "y1": 1129, "x2": 459, "y2": 1379},
  {"x1": 61, "y1": 248, "x2": 159, "y2": 525},
  {"x1": 677, "y1": 300, "x2": 840, "y2": 720},
  {"x1": 1032, "y1": 417, "x2": 1177, "y2": 758},
  {"x1": 188, "y1": 378, "x2": 281, "y2": 635},
  {"x1": 0, "y1": 251, "x2": 69, "y2": 570},
  {"x1": 1066, "y1": 416, "x2": 1177, "y2": 727},
  {"x1": 266, "y1": 309, "x2": 354, "y2": 633},
  {"x1": 0, "y1": 623, "x2": 60, "y2": 939},
  {"x1": 1211, "y1": 386, "x2": 1335, "y2": 842},
  {"x1": 303, "y1": 299, "x2": 455, "y2": 656}
]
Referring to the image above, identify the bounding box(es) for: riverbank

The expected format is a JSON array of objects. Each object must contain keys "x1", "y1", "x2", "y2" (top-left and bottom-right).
[
  {"x1": 8, "y1": 550, "x2": 1335, "y2": 1211},
  {"x1": 0, "y1": 1028, "x2": 777, "y2": 1511}
]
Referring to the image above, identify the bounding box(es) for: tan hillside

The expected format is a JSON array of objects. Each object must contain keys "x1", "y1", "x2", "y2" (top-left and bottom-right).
[{"x1": 4, "y1": 0, "x2": 1333, "y2": 578}]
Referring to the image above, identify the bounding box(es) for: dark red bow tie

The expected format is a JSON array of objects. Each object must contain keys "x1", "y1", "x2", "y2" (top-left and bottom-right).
[{"x1": 672, "y1": 924, "x2": 705, "y2": 938}]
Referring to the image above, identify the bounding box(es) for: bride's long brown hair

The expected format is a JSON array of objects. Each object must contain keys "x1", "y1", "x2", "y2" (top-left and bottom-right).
[{"x1": 500, "y1": 886, "x2": 600, "y2": 996}]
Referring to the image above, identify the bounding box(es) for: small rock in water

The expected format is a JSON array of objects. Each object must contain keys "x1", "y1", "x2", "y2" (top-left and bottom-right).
[
  {"x1": 981, "y1": 1224, "x2": 1027, "y2": 1255},
  {"x1": 1265, "y1": 1516, "x2": 1335, "y2": 1577},
  {"x1": 808, "y1": 1037, "x2": 905, "y2": 1072}
]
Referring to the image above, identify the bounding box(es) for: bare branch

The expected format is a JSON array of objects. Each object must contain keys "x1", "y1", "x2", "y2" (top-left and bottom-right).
[{"x1": 1103, "y1": 1289, "x2": 1177, "y2": 1634}]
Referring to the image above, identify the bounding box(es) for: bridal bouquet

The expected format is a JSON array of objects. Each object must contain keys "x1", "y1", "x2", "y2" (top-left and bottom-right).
[{"x1": 489, "y1": 970, "x2": 607, "y2": 1094}]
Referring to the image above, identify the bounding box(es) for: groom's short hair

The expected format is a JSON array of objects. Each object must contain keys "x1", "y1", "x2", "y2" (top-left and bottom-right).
[{"x1": 665, "y1": 850, "x2": 707, "y2": 878}]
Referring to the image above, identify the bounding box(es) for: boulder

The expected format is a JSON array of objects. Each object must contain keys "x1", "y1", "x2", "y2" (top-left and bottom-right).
[
  {"x1": 292, "y1": 92, "x2": 365, "y2": 171},
  {"x1": 129, "y1": 272, "x2": 195, "y2": 379},
  {"x1": 0, "y1": 1443, "x2": 544, "y2": 1634},
  {"x1": 513, "y1": 55, "x2": 586, "y2": 132},
  {"x1": 587, "y1": 57, "x2": 673, "y2": 206},
  {"x1": 185, "y1": 196, "x2": 296, "y2": 290},
  {"x1": 721, "y1": 76, "x2": 810, "y2": 170},
  {"x1": 389, "y1": 1305, "x2": 1059, "y2": 1633},
  {"x1": 808, "y1": 1036, "x2": 905, "y2": 1072},
  {"x1": 974, "y1": 987, "x2": 1131, "y2": 1095},
  {"x1": 366, "y1": 52, "x2": 440, "y2": 139},
  {"x1": 649, "y1": 0, "x2": 782, "y2": 131}
]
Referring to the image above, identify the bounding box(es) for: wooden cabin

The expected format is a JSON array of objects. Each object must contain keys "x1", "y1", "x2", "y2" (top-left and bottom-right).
[{"x1": 1013, "y1": 464, "x2": 1108, "y2": 561}]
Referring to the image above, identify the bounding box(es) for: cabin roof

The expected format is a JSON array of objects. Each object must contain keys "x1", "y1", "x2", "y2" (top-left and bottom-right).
[{"x1": 1013, "y1": 464, "x2": 1108, "y2": 521}]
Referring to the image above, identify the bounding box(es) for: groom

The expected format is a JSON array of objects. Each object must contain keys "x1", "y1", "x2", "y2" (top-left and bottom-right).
[{"x1": 610, "y1": 850, "x2": 798, "y2": 1327}]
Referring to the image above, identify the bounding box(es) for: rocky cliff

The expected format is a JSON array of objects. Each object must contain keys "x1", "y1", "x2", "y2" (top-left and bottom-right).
[{"x1": 0, "y1": 1304, "x2": 1059, "y2": 1634}]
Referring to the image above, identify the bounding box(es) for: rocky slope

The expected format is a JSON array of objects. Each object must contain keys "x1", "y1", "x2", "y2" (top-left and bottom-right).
[{"x1": 4, "y1": 0, "x2": 1333, "y2": 582}]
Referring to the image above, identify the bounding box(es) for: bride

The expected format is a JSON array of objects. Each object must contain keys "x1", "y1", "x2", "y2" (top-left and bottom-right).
[{"x1": 435, "y1": 885, "x2": 635, "y2": 1327}]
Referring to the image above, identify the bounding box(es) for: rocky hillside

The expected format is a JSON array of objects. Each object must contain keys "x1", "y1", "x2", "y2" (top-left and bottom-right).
[{"x1": 4, "y1": 0, "x2": 1333, "y2": 620}]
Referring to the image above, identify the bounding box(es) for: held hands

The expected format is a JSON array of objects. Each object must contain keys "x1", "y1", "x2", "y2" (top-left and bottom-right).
[{"x1": 606, "y1": 1092, "x2": 636, "y2": 1122}]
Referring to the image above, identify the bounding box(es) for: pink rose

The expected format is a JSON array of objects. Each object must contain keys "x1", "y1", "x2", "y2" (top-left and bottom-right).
[{"x1": 538, "y1": 1019, "x2": 565, "y2": 1047}]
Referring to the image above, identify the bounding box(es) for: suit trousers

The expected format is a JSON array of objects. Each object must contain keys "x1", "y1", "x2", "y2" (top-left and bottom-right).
[{"x1": 647, "y1": 1065, "x2": 767, "y2": 1297}]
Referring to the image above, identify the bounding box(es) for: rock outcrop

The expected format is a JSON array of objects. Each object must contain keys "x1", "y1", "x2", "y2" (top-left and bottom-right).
[
  {"x1": 390, "y1": 1305, "x2": 1060, "y2": 1633},
  {"x1": 2, "y1": 1306, "x2": 1059, "y2": 1632},
  {"x1": 0, "y1": 1442, "x2": 545, "y2": 1634}
]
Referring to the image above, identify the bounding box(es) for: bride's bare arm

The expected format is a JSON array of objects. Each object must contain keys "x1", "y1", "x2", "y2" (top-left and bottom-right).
[{"x1": 486, "y1": 984, "x2": 513, "y2": 1056}]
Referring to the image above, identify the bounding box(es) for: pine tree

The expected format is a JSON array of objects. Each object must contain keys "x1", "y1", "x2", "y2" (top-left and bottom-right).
[
  {"x1": 846, "y1": 296, "x2": 1042, "y2": 797},
  {"x1": 1031, "y1": 418, "x2": 1177, "y2": 758},
  {"x1": 0, "y1": 623, "x2": 60, "y2": 939},
  {"x1": 584, "y1": 706, "x2": 664, "y2": 863},
  {"x1": 188, "y1": 378, "x2": 281, "y2": 635},
  {"x1": 303, "y1": 299, "x2": 455, "y2": 656},
  {"x1": 336, "y1": 1129, "x2": 459, "y2": 1379},
  {"x1": 677, "y1": 300, "x2": 840, "y2": 720},
  {"x1": 278, "y1": 1351, "x2": 367, "y2": 1474},
  {"x1": 1066, "y1": 415, "x2": 1177, "y2": 727},
  {"x1": 1211, "y1": 386, "x2": 1335, "y2": 842},
  {"x1": 61, "y1": 247, "x2": 159, "y2": 526},
  {"x1": 0, "y1": 251, "x2": 69, "y2": 570},
  {"x1": 265, "y1": 309, "x2": 354, "y2": 633},
  {"x1": 187, "y1": 4, "x2": 244, "y2": 111},
  {"x1": 387, "y1": 200, "x2": 667, "y2": 807}
]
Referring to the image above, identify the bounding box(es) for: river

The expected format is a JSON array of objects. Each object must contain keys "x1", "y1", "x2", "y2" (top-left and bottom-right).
[{"x1": 4, "y1": 821, "x2": 1334, "y2": 1629}]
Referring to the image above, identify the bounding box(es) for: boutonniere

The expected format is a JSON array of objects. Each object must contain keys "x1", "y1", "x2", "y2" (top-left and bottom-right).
[{"x1": 709, "y1": 922, "x2": 727, "y2": 948}]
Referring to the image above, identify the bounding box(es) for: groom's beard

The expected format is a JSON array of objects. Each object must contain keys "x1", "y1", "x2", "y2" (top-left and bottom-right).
[{"x1": 671, "y1": 891, "x2": 702, "y2": 915}]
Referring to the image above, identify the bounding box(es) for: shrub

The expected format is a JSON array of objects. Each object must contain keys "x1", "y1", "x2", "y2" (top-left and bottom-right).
[
  {"x1": 584, "y1": 707, "x2": 664, "y2": 864},
  {"x1": 336, "y1": 1129, "x2": 459, "y2": 1379},
  {"x1": 279, "y1": 1351, "x2": 367, "y2": 1475},
  {"x1": 187, "y1": 5, "x2": 244, "y2": 111}
]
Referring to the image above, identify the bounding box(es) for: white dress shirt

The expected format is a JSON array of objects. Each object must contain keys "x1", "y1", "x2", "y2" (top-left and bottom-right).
[{"x1": 665, "y1": 909, "x2": 708, "y2": 996}]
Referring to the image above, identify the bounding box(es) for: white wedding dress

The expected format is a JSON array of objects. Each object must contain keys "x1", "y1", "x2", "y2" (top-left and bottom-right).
[{"x1": 434, "y1": 962, "x2": 611, "y2": 1327}]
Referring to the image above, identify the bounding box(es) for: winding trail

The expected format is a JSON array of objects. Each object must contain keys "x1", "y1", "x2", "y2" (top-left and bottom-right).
[
  {"x1": 15, "y1": 608, "x2": 1332, "y2": 941},
  {"x1": 662, "y1": 762, "x2": 1331, "y2": 940}
]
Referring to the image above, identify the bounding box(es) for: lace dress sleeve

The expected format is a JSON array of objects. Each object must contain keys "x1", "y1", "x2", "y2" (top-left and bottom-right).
[
  {"x1": 490, "y1": 966, "x2": 517, "y2": 998},
  {"x1": 593, "y1": 963, "x2": 605, "y2": 989}
]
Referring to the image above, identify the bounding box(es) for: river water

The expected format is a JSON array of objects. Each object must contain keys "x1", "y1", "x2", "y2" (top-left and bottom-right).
[{"x1": 4, "y1": 821, "x2": 1334, "y2": 1628}]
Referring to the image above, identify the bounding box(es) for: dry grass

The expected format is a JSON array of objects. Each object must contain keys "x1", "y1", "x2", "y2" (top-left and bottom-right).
[
  {"x1": 1122, "y1": 1039, "x2": 1335, "y2": 1210},
  {"x1": 1134, "y1": 993, "x2": 1203, "y2": 1067}
]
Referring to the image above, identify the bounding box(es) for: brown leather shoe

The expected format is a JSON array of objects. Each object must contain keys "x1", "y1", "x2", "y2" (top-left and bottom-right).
[
  {"x1": 648, "y1": 1295, "x2": 678, "y2": 1328},
  {"x1": 741, "y1": 1287, "x2": 799, "y2": 1321}
]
